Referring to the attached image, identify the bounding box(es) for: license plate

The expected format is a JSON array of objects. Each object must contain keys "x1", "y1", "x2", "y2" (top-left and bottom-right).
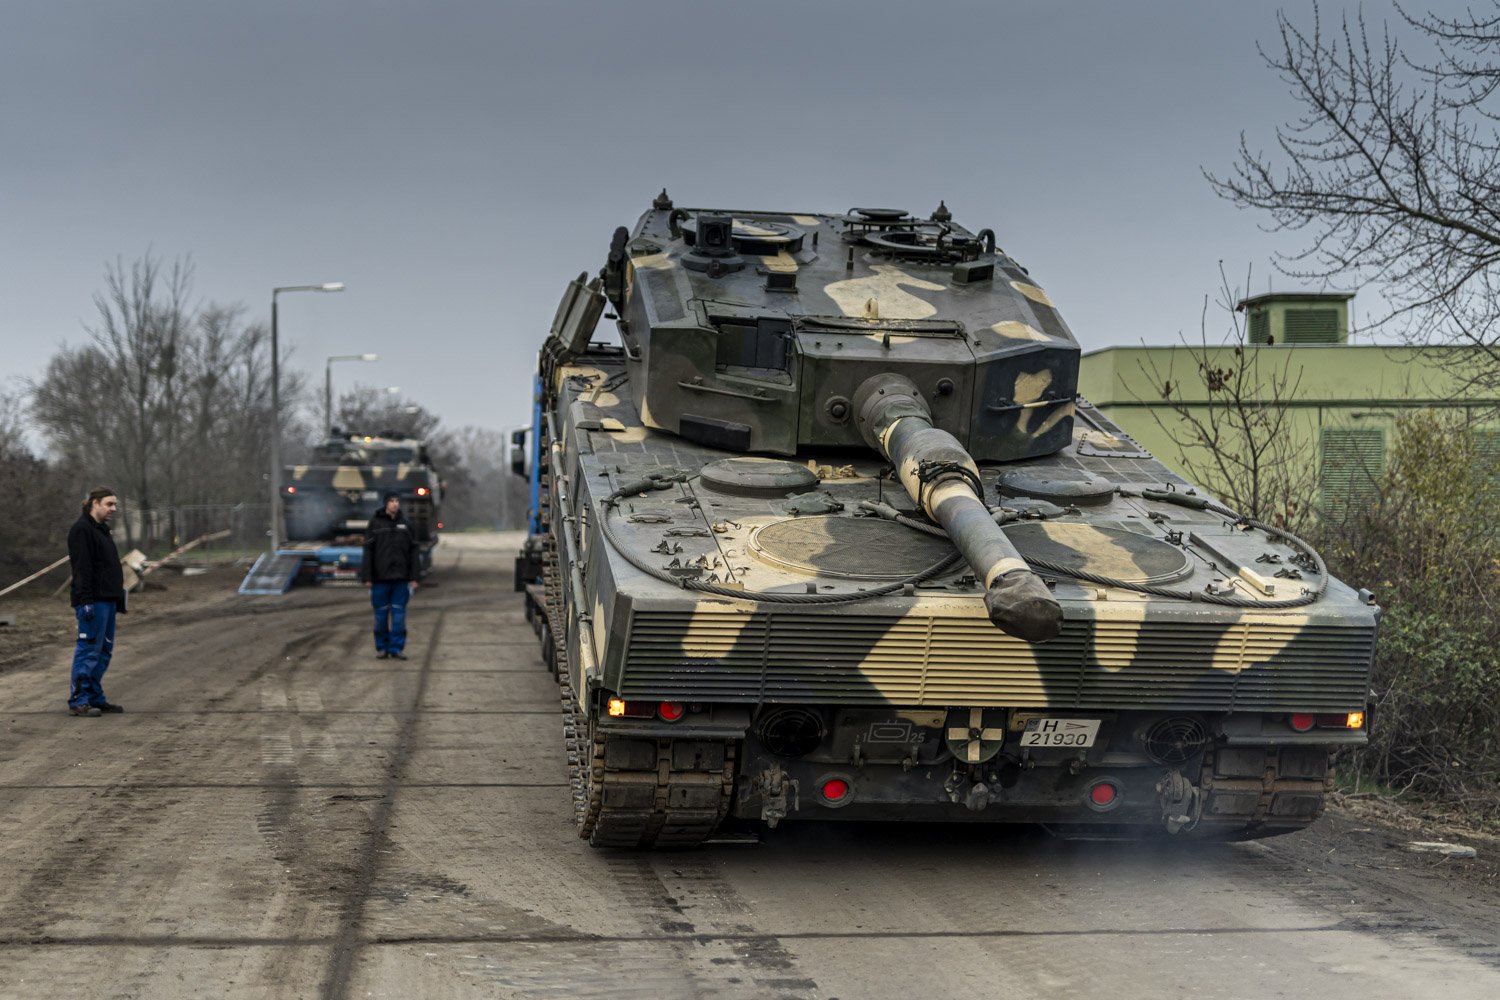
[{"x1": 1021, "y1": 717, "x2": 1101, "y2": 748}]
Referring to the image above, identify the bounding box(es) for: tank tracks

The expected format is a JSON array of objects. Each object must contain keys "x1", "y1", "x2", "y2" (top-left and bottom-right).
[
  {"x1": 1188, "y1": 745, "x2": 1335, "y2": 839},
  {"x1": 537, "y1": 435, "x2": 736, "y2": 849}
]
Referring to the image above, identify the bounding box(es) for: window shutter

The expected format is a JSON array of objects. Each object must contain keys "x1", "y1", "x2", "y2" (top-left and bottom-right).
[
  {"x1": 1248, "y1": 309, "x2": 1270, "y2": 344},
  {"x1": 1284, "y1": 308, "x2": 1340, "y2": 343},
  {"x1": 1320, "y1": 428, "x2": 1384, "y2": 514},
  {"x1": 1474, "y1": 430, "x2": 1500, "y2": 501}
]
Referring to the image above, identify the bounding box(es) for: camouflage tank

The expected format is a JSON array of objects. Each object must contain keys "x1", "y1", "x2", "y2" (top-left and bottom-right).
[
  {"x1": 521, "y1": 193, "x2": 1378, "y2": 849},
  {"x1": 283, "y1": 431, "x2": 442, "y2": 569}
]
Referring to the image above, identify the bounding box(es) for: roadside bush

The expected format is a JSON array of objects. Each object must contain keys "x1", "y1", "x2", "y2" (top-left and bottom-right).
[
  {"x1": 1318, "y1": 411, "x2": 1500, "y2": 814},
  {"x1": 0, "y1": 396, "x2": 80, "y2": 586}
]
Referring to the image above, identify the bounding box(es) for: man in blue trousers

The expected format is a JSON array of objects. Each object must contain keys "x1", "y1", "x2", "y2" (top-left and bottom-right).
[
  {"x1": 67, "y1": 487, "x2": 127, "y2": 717},
  {"x1": 361, "y1": 490, "x2": 420, "y2": 660}
]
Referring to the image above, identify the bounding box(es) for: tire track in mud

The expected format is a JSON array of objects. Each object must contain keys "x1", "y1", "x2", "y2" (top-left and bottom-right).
[
  {"x1": 0, "y1": 609, "x2": 321, "y2": 938},
  {"x1": 600, "y1": 854, "x2": 821, "y2": 1000},
  {"x1": 318, "y1": 609, "x2": 450, "y2": 1000}
]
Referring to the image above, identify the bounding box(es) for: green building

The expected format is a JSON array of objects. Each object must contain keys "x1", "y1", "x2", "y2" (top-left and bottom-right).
[{"x1": 1077, "y1": 292, "x2": 1500, "y2": 511}]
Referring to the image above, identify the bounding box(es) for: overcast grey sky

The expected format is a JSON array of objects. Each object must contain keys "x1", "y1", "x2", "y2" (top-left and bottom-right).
[{"x1": 0, "y1": 0, "x2": 1446, "y2": 435}]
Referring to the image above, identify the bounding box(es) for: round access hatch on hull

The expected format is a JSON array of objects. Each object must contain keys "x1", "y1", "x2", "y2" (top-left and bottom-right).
[
  {"x1": 996, "y1": 468, "x2": 1116, "y2": 505},
  {"x1": 750, "y1": 515, "x2": 955, "y2": 579},
  {"x1": 699, "y1": 458, "x2": 820, "y2": 498},
  {"x1": 1004, "y1": 521, "x2": 1190, "y2": 585}
]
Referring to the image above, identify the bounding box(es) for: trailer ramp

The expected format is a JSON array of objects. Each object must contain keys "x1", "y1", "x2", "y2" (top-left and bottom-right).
[{"x1": 238, "y1": 552, "x2": 305, "y2": 595}]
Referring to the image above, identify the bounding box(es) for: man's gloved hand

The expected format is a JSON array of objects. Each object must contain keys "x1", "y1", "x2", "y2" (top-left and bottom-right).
[{"x1": 81, "y1": 603, "x2": 95, "y2": 621}]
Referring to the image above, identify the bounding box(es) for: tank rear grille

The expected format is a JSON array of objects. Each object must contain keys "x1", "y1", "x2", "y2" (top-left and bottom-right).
[{"x1": 620, "y1": 611, "x2": 1374, "y2": 710}]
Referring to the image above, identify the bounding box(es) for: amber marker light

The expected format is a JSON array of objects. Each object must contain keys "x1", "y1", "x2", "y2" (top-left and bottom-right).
[
  {"x1": 1346, "y1": 711, "x2": 1365, "y2": 729},
  {"x1": 607, "y1": 698, "x2": 627, "y2": 717}
]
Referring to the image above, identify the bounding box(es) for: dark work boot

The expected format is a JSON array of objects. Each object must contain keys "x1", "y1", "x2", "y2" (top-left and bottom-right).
[
  {"x1": 389, "y1": 651, "x2": 408, "y2": 661},
  {"x1": 96, "y1": 702, "x2": 125, "y2": 713},
  {"x1": 69, "y1": 704, "x2": 102, "y2": 717}
]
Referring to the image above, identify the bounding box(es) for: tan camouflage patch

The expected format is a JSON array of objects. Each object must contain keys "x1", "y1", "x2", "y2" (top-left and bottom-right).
[
  {"x1": 825, "y1": 264, "x2": 944, "y2": 320},
  {"x1": 1010, "y1": 280, "x2": 1054, "y2": 308},
  {"x1": 734, "y1": 220, "x2": 785, "y2": 238},
  {"x1": 332, "y1": 467, "x2": 366, "y2": 490},
  {"x1": 1013, "y1": 370, "x2": 1054, "y2": 405},
  {"x1": 989, "y1": 320, "x2": 1052, "y2": 342},
  {"x1": 759, "y1": 253, "x2": 799, "y2": 273},
  {"x1": 1019, "y1": 400, "x2": 1075, "y2": 437}
]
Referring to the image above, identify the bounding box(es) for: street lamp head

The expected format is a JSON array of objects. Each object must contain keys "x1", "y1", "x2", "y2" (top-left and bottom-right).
[
  {"x1": 360, "y1": 353, "x2": 379, "y2": 362},
  {"x1": 319, "y1": 282, "x2": 346, "y2": 292}
]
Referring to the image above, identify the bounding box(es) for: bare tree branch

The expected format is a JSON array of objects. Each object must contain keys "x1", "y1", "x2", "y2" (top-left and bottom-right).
[{"x1": 1205, "y1": 2, "x2": 1500, "y2": 378}]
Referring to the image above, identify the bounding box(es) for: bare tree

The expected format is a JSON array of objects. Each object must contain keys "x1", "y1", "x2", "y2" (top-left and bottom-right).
[
  {"x1": 1135, "y1": 266, "x2": 1318, "y2": 530},
  {"x1": 31, "y1": 254, "x2": 301, "y2": 543},
  {"x1": 30, "y1": 254, "x2": 193, "y2": 530},
  {"x1": 1206, "y1": 3, "x2": 1500, "y2": 383},
  {"x1": 0, "y1": 385, "x2": 30, "y2": 463},
  {"x1": 445, "y1": 425, "x2": 530, "y2": 530},
  {"x1": 335, "y1": 384, "x2": 442, "y2": 441}
]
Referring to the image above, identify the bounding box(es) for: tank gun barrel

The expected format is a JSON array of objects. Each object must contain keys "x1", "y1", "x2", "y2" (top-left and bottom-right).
[{"x1": 853, "y1": 374, "x2": 1063, "y2": 642}]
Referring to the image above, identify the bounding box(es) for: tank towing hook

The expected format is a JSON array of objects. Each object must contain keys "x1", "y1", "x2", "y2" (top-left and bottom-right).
[
  {"x1": 1156, "y1": 770, "x2": 1203, "y2": 834},
  {"x1": 945, "y1": 769, "x2": 995, "y2": 812},
  {"x1": 752, "y1": 765, "x2": 800, "y2": 828}
]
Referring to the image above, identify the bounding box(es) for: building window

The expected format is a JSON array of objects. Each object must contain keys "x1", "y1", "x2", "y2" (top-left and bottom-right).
[{"x1": 1320, "y1": 428, "x2": 1385, "y2": 514}]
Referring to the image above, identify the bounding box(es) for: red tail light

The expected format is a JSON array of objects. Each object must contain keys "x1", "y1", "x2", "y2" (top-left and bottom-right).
[
  {"x1": 821, "y1": 778, "x2": 850, "y2": 802},
  {"x1": 285, "y1": 486, "x2": 296, "y2": 494},
  {"x1": 1089, "y1": 781, "x2": 1119, "y2": 807},
  {"x1": 658, "y1": 701, "x2": 685, "y2": 722},
  {"x1": 1289, "y1": 713, "x2": 1317, "y2": 732},
  {"x1": 416, "y1": 487, "x2": 429, "y2": 496}
]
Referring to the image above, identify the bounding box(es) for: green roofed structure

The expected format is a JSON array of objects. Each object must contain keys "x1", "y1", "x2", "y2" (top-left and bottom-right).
[{"x1": 1078, "y1": 292, "x2": 1500, "y2": 514}]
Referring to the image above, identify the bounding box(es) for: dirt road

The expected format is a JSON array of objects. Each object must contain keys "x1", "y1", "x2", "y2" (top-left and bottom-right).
[{"x1": 1, "y1": 532, "x2": 1497, "y2": 999}]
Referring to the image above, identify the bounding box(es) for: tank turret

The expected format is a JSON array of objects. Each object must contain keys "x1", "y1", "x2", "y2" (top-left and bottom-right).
[{"x1": 552, "y1": 202, "x2": 1078, "y2": 640}]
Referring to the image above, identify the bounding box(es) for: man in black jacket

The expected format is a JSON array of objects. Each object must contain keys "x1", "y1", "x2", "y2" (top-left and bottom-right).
[
  {"x1": 361, "y1": 490, "x2": 420, "y2": 660},
  {"x1": 67, "y1": 487, "x2": 127, "y2": 717}
]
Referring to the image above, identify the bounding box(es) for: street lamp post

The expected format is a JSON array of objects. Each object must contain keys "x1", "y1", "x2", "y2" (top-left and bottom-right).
[
  {"x1": 269, "y1": 282, "x2": 344, "y2": 552},
  {"x1": 325, "y1": 353, "x2": 379, "y2": 436}
]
